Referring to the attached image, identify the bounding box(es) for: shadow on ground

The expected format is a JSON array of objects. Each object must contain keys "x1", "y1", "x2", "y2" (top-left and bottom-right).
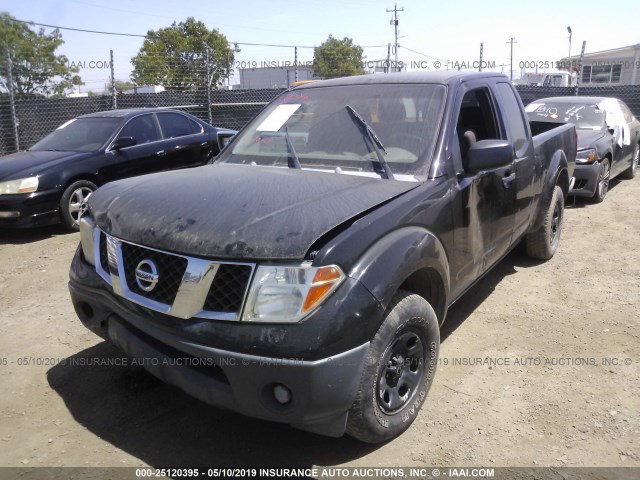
[
  {"x1": 0, "y1": 224, "x2": 72, "y2": 245},
  {"x1": 47, "y1": 247, "x2": 539, "y2": 468},
  {"x1": 47, "y1": 341, "x2": 378, "y2": 468}
]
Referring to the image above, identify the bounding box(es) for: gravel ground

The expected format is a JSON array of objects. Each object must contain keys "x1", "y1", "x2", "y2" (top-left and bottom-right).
[{"x1": 0, "y1": 175, "x2": 639, "y2": 473}]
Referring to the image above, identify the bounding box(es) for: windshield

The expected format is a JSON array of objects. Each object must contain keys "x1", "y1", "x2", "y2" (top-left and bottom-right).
[
  {"x1": 217, "y1": 84, "x2": 447, "y2": 178},
  {"x1": 525, "y1": 103, "x2": 605, "y2": 130},
  {"x1": 30, "y1": 117, "x2": 123, "y2": 152}
]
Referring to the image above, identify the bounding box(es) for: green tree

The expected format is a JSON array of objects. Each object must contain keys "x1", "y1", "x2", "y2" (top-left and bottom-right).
[
  {"x1": 0, "y1": 12, "x2": 83, "y2": 95},
  {"x1": 114, "y1": 79, "x2": 134, "y2": 92},
  {"x1": 556, "y1": 57, "x2": 579, "y2": 73},
  {"x1": 312, "y1": 35, "x2": 365, "y2": 79},
  {"x1": 131, "y1": 17, "x2": 236, "y2": 91}
]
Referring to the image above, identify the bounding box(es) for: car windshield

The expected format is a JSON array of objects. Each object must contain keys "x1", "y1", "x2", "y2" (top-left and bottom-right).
[
  {"x1": 217, "y1": 84, "x2": 447, "y2": 178},
  {"x1": 526, "y1": 103, "x2": 605, "y2": 130},
  {"x1": 30, "y1": 117, "x2": 123, "y2": 152}
]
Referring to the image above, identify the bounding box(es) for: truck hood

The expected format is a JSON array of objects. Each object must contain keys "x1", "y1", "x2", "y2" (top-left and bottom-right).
[
  {"x1": 0, "y1": 150, "x2": 91, "y2": 179},
  {"x1": 89, "y1": 163, "x2": 419, "y2": 260}
]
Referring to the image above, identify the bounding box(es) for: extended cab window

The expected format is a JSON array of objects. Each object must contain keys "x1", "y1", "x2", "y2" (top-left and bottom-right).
[
  {"x1": 119, "y1": 114, "x2": 161, "y2": 145},
  {"x1": 455, "y1": 87, "x2": 500, "y2": 162},
  {"x1": 496, "y1": 82, "x2": 528, "y2": 155},
  {"x1": 157, "y1": 113, "x2": 201, "y2": 138}
]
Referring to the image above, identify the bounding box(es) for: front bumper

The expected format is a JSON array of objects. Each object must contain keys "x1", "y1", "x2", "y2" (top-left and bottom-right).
[
  {"x1": 0, "y1": 188, "x2": 60, "y2": 228},
  {"x1": 569, "y1": 162, "x2": 600, "y2": 197},
  {"x1": 69, "y1": 247, "x2": 379, "y2": 437}
]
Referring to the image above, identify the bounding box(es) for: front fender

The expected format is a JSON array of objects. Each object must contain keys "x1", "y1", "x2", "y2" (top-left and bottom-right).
[{"x1": 349, "y1": 227, "x2": 450, "y2": 321}]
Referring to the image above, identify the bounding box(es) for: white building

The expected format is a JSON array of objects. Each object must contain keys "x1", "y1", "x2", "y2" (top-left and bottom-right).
[
  {"x1": 239, "y1": 67, "x2": 314, "y2": 89},
  {"x1": 579, "y1": 43, "x2": 640, "y2": 85},
  {"x1": 123, "y1": 85, "x2": 166, "y2": 94}
]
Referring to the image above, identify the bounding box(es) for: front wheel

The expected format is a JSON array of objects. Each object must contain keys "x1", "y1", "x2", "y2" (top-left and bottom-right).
[
  {"x1": 60, "y1": 180, "x2": 97, "y2": 231},
  {"x1": 620, "y1": 144, "x2": 638, "y2": 180},
  {"x1": 346, "y1": 291, "x2": 439, "y2": 444},
  {"x1": 525, "y1": 185, "x2": 564, "y2": 260}
]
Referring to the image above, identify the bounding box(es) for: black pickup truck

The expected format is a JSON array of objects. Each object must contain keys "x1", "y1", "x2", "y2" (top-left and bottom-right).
[{"x1": 69, "y1": 72, "x2": 576, "y2": 444}]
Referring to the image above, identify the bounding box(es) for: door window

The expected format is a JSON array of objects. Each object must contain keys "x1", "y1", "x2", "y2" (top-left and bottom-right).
[
  {"x1": 157, "y1": 113, "x2": 202, "y2": 138},
  {"x1": 119, "y1": 115, "x2": 161, "y2": 145}
]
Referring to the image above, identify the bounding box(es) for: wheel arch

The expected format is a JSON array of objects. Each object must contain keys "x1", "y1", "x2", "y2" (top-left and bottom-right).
[{"x1": 349, "y1": 226, "x2": 450, "y2": 326}]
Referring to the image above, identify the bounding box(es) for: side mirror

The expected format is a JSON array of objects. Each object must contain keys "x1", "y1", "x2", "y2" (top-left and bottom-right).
[
  {"x1": 465, "y1": 140, "x2": 514, "y2": 171},
  {"x1": 111, "y1": 136, "x2": 136, "y2": 150},
  {"x1": 216, "y1": 131, "x2": 236, "y2": 151}
]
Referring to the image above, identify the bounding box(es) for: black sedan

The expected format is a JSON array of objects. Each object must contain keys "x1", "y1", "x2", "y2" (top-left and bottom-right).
[
  {"x1": 526, "y1": 97, "x2": 640, "y2": 203},
  {"x1": 0, "y1": 108, "x2": 235, "y2": 229}
]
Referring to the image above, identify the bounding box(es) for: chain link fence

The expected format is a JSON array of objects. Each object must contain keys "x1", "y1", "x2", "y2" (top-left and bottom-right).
[
  {"x1": 515, "y1": 85, "x2": 640, "y2": 116},
  {"x1": 2, "y1": 54, "x2": 640, "y2": 157},
  {"x1": 0, "y1": 87, "x2": 285, "y2": 156}
]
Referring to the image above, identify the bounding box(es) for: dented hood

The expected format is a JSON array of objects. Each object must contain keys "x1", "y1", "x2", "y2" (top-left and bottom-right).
[{"x1": 89, "y1": 163, "x2": 418, "y2": 260}]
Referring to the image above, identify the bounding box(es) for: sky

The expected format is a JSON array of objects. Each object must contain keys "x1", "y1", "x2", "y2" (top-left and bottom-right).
[{"x1": 0, "y1": 0, "x2": 638, "y2": 92}]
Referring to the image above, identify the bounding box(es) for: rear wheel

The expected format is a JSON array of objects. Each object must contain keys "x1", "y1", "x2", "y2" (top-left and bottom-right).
[
  {"x1": 591, "y1": 158, "x2": 610, "y2": 203},
  {"x1": 346, "y1": 291, "x2": 439, "y2": 444},
  {"x1": 525, "y1": 185, "x2": 564, "y2": 260},
  {"x1": 620, "y1": 144, "x2": 638, "y2": 180},
  {"x1": 60, "y1": 180, "x2": 96, "y2": 231}
]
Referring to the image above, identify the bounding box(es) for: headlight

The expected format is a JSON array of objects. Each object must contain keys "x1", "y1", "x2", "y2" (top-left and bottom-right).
[
  {"x1": 242, "y1": 263, "x2": 346, "y2": 323},
  {"x1": 576, "y1": 148, "x2": 597, "y2": 164},
  {"x1": 0, "y1": 177, "x2": 39, "y2": 194}
]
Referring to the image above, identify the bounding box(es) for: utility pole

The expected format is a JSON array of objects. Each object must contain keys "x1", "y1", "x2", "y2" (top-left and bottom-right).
[
  {"x1": 575, "y1": 40, "x2": 586, "y2": 96},
  {"x1": 387, "y1": 3, "x2": 404, "y2": 71},
  {"x1": 479, "y1": 42, "x2": 484, "y2": 72},
  {"x1": 110, "y1": 49, "x2": 117, "y2": 109},
  {"x1": 506, "y1": 37, "x2": 516, "y2": 80},
  {"x1": 567, "y1": 26, "x2": 572, "y2": 72}
]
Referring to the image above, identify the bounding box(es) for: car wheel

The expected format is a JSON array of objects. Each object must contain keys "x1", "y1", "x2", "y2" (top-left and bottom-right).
[
  {"x1": 525, "y1": 185, "x2": 564, "y2": 260},
  {"x1": 620, "y1": 144, "x2": 638, "y2": 180},
  {"x1": 591, "y1": 158, "x2": 610, "y2": 203},
  {"x1": 346, "y1": 290, "x2": 439, "y2": 444},
  {"x1": 60, "y1": 180, "x2": 97, "y2": 231}
]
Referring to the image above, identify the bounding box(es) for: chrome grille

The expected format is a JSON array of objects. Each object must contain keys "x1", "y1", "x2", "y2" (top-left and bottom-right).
[
  {"x1": 204, "y1": 264, "x2": 253, "y2": 313},
  {"x1": 99, "y1": 232, "x2": 109, "y2": 272},
  {"x1": 92, "y1": 230, "x2": 254, "y2": 321},
  {"x1": 121, "y1": 243, "x2": 188, "y2": 305}
]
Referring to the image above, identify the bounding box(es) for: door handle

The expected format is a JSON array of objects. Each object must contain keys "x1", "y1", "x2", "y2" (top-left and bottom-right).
[
  {"x1": 502, "y1": 171, "x2": 516, "y2": 189},
  {"x1": 156, "y1": 150, "x2": 166, "y2": 156}
]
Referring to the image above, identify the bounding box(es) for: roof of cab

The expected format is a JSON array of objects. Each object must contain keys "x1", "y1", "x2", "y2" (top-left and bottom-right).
[
  {"x1": 294, "y1": 71, "x2": 511, "y2": 89},
  {"x1": 78, "y1": 108, "x2": 179, "y2": 119}
]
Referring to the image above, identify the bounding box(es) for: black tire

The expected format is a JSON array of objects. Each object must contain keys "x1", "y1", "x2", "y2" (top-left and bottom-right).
[
  {"x1": 60, "y1": 180, "x2": 97, "y2": 231},
  {"x1": 525, "y1": 185, "x2": 564, "y2": 260},
  {"x1": 346, "y1": 290, "x2": 439, "y2": 444},
  {"x1": 620, "y1": 144, "x2": 638, "y2": 180},
  {"x1": 591, "y1": 158, "x2": 610, "y2": 203}
]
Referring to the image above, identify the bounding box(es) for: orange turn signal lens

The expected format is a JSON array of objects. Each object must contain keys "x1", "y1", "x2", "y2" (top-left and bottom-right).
[{"x1": 301, "y1": 266, "x2": 345, "y2": 313}]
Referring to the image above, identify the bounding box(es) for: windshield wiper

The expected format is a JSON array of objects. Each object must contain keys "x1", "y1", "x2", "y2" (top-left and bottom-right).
[
  {"x1": 345, "y1": 105, "x2": 394, "y2": 180},
  {"x1": 283, "y1": 126, "x2": 302, "y2": 169}
]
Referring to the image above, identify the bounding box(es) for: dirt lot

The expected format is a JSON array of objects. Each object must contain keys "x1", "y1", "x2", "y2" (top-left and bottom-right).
[{"x1": 0, "y1": 176, "x2": 639, "y2": 472}]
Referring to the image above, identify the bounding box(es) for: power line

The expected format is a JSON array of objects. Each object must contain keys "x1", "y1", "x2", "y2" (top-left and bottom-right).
[
  {"x1": 9, "y1": 18, "x2": 388, "y2": 49},
  {"x1": 401, "y1": 45, "x2": 449, "y2": 63}
]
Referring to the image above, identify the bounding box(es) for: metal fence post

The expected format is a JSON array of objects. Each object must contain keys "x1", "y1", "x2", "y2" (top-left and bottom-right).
[
  {"x1": 5, "y1": 49, "x2": 19, "y2": 152},
  {"x1": 110, "y1": 49, "x2": 117, "y2": 109},
  {"x1": 205, "y1": 47, "x2": 213, "y2": 125}
]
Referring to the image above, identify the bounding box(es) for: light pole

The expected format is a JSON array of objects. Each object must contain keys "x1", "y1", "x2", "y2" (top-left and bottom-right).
[{"x1": 567, "y1": 26, "x2": 572, "y2": 73}]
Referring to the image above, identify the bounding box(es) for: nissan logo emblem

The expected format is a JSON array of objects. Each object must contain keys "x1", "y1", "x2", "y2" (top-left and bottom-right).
[{"x1": 135, "y1": 259, "x2": 159, "y2": 292}]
